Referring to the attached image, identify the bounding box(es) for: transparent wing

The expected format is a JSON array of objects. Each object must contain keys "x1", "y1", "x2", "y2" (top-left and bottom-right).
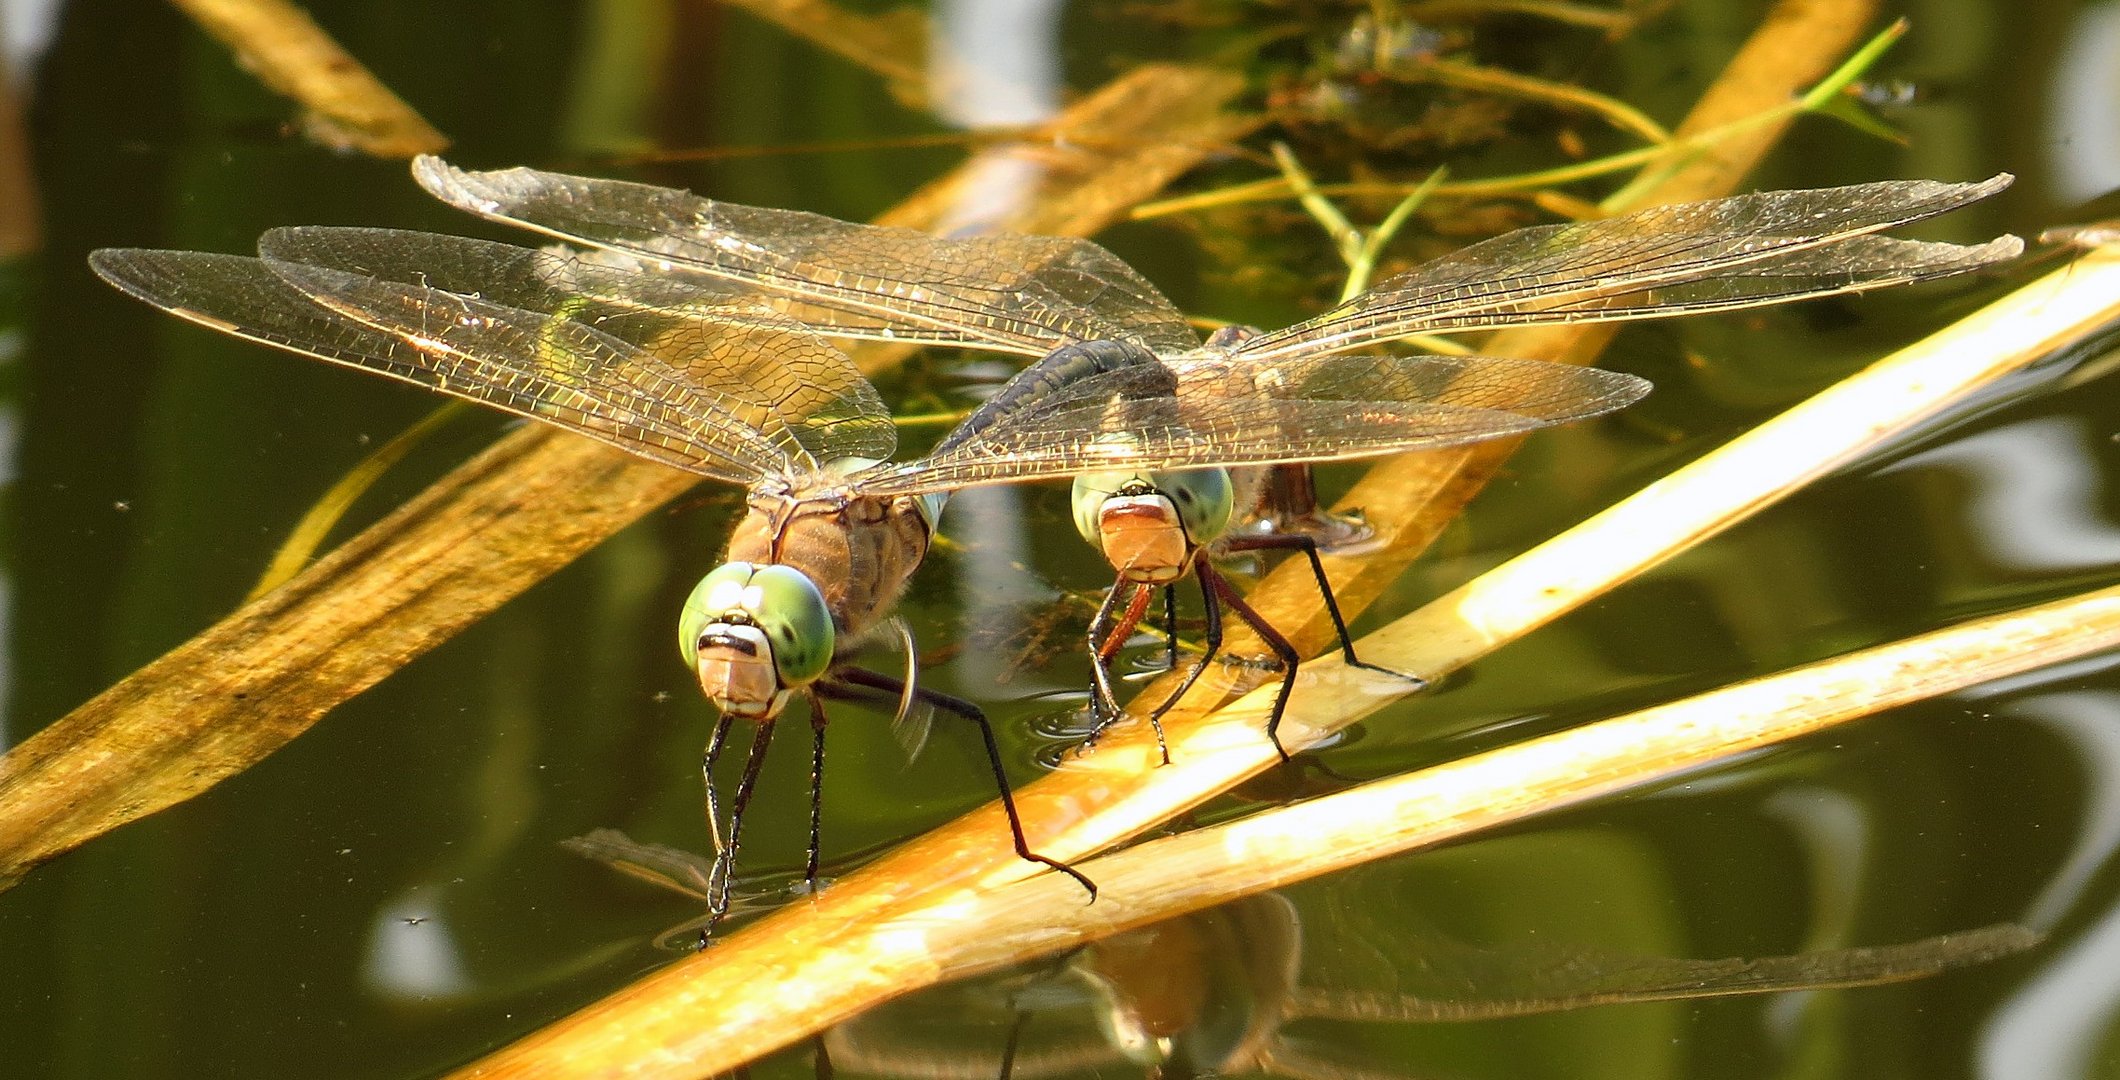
[
  {"x1": 1239, "y1": 175, "x2": 2023, "y2": 363},
  {"x1": 1287, "y1": 924, "x2": 2039, "y2": 1023},
  {"x1": 860, "y1": 352, "x2": 1649, "y2": 497},
  {"x1": 90, "y1": 244, "x2": 803, "y2": 485},
  {"x1": 258, "y1": 226, "x2": 897, "y2": 468},
  {"x1": 414, "y1": 156, "x2": 1199, "y2": 357}
]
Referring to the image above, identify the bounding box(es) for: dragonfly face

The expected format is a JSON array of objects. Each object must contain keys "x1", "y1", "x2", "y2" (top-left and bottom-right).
[
  {"x1": 679, "y1": 561, "x2": 834, "y2": 719},
  {"x1": 1071, "y1": 467, "x2": 1236, "y2": 584}
]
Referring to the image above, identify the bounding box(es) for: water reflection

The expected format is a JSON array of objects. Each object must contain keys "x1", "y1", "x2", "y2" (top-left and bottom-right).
[
  {"x1": 1873, "y1": 417, "x2": 2120, "y2": 573},
  {"x1": 1982, "y1": 684, "x2": 2120, "y2": 1078},
  {"x1": 360, "y1": 884, "x2": 472, "y2": 1000},
  {"x1": 824, "y1": 892, "x2": 2029, "y2": 1080},
  {"x1": 566, "y1": 831, "x2": 2036, "y2": 1078}
]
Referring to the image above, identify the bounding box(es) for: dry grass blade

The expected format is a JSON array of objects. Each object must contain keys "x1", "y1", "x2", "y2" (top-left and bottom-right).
[
  {"x1": 879, "y1": 581, "x2": 2120, "y2": 986},
  {"x1": 718, "y1": 0, "x2": 928, "y2": 107},
  {"x1": 0, "y1": 62, "x2": 1256, "y2": 890},
  {"x1": 0, "y1": 430, "x2": 689, "y2": 889},
  {"x1": 169, "y1": 0, "x2": 448, "y2": 157}
]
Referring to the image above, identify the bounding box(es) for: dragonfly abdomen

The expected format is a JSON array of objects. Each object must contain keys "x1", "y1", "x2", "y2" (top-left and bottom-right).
[{"x1": 933, "y1": 338, "x2": 1175, "y2": 456}]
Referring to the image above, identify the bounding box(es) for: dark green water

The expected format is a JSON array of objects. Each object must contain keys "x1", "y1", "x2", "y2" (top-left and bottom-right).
[{"x1": 2, "y1": 1, "x2": 2117, "y2": 1077}]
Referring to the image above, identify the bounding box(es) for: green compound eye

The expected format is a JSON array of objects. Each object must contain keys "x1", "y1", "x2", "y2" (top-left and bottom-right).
[
  {"x1": 1070, "y1": 471, "x2": 1129, "y2": 551},
  {"x1": 678, "y1": 563, "x2": 756, "y2": 666},
  {"x1": 677, "y1": 562, "x2": 835, "y2": 686},
  {"x1": 1072, "y1": 467, "x2": 1235, "y2": 549},
  {"x1": 1157, "y1": 467, "x2": 1235, "y2": 544}
]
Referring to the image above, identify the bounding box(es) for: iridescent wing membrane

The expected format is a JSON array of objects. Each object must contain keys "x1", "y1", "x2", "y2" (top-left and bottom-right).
[
  {"x1": 90, "y1": 228, "x2": 900, "y2": 488},
  {"x1": 857, "y1": 352, "x2": 1648, "y2": 496},
  {"x1": 412, "y1": 156, "x2": 1199, "y2": 358},
  {"x1": 418, "y1": 157, "x2": 2020, "y2": 373},
  {"x1": 1238, "y1": 175, "x2": 2022, "y2": 361},
  {"x1": 95, "y1": 170, "x2": 2023, "y2": 523},
  {"x1": 89, "y1": 233, "x2": 1659, "y2": 504}
]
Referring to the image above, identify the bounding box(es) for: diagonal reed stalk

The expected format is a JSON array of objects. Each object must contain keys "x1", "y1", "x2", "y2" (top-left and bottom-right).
[{"x1": 168, "y1": 0, "x2": 448, "y2": 157}]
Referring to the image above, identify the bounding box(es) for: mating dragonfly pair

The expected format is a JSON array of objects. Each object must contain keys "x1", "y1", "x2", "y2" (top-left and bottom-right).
[{"x1": 91, "y1": 159, "x2": 2020, "y2": 926}]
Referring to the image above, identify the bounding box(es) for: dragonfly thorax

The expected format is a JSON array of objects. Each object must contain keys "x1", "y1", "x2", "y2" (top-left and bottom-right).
[
  {"x1": 725, "y1": 482, "x2": 933, "y2": 643},
  {"x1": 1072, "y1": 467, "x2": 1235, "y2": 584}
]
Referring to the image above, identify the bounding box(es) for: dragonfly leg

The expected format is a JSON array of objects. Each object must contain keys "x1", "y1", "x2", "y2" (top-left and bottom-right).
[
  {"x1": 1220, "y1": 533, "x2": 1425, "y2": 689},
  {"x1": 1140, "y1": 571, "x2": 1225, "y2": 762},
  {"x1": 704, "y1": 719, "x2": 778, "y2": 937},
  {"x1": 1085, "y1": 581, "x2": 1157, "y2": 755},
  {"x1": 701, "y1": 711, "x2": 736, "y2": 857},
  {"x1": 1160, "y1": 584, "x2": 1180, "y2": 674},
  {"x1": 1201, "y1": 563, "x2": 1299, "y2": 762},
  {"x1": 998, "y1": 1006, "x2": 1030, "y2": 1080},
  {"x1": 806, "y1": 697, "x2": 830, "y2": 890},
  {"x1": 831, "y1": 667, "x2": 1098, "y2": 902}
]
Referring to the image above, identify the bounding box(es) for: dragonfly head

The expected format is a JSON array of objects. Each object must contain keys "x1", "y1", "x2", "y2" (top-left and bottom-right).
[
  {"x1": 678, "y1": 563, "x2": 835, "y2": 718},
  {"x1": 1072, "y1": 467, "x2": 1234, "y2": 584}
]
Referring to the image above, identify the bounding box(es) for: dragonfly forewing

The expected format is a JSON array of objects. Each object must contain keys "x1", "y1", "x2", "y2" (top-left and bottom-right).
[
  {"x1": 1238, "y1": 175, "x2": 2023, "y2": 363},
  {"x1": 90, "y1": 247, "x2": 794, "y2": 485},
  {"x1": 413, "y1": 156, "x2": 1202, "y2": 357},
  {"x1": 859, "y1": 353, "x2": 1650, "y2": 497},
  {"x1": 259, "y1": 226, "x2": 900, "y2": 471}
]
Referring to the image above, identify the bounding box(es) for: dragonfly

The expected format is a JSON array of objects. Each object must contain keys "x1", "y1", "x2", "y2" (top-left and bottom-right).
[
  {"x1": 88, "y1": 191, "x2": 1652, "y2": 927},
  {"x1": 411, "y1": 158, "x2": 2023, "y2": 761}
]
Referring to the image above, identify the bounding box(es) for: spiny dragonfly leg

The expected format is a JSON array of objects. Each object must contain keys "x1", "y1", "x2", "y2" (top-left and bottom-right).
[
  {"x1": 1085, "y1": 581, "x2": 1161, "y2": 758},
  {"x1": 703, "y1": 719, "x2": 778, "y2": 940},
  {"x1": 806, "y1": 700, "x2": 830, "y2": 888},
  {"x1": 1200, "y1": 562, "x2": 1300, "y2": 763},
  {"x1": 831, "y1": 667, "x2": 1097, "y2": 902},
  {"x1": 1221, "y1": 533, "x2": 1425, "y2": 689},
  {"x1": 1140, "y1": 571, "x2": 1225, "y2": 763},
  {"x1": 701, "y1": 711, "x2": 735, "y2": 857},
  {"x1": 999, "y1": 1008, "x2": 1031, "y2": 1080}
]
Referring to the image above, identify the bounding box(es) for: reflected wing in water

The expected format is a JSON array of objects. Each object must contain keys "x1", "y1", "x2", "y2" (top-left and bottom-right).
[
  {"x1": 862, "y1": 353, "x2": 1650, "y2": 497},
  {"x1": 1239, "y1": 175, "x2": 2023, "y2": 363},
  {"x1": 825, "y1": 970, "x2": 1130, "y2": 1080},
  {"x1": 1288, "y1": 923, "x2": 2040, "y2": 1023},
  {"x1": 414, "y1": 156, "x2": 1200, "y2": 358},
  {"x1": 560, "y1": 829, "x2": 717, "y2": 900}
]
